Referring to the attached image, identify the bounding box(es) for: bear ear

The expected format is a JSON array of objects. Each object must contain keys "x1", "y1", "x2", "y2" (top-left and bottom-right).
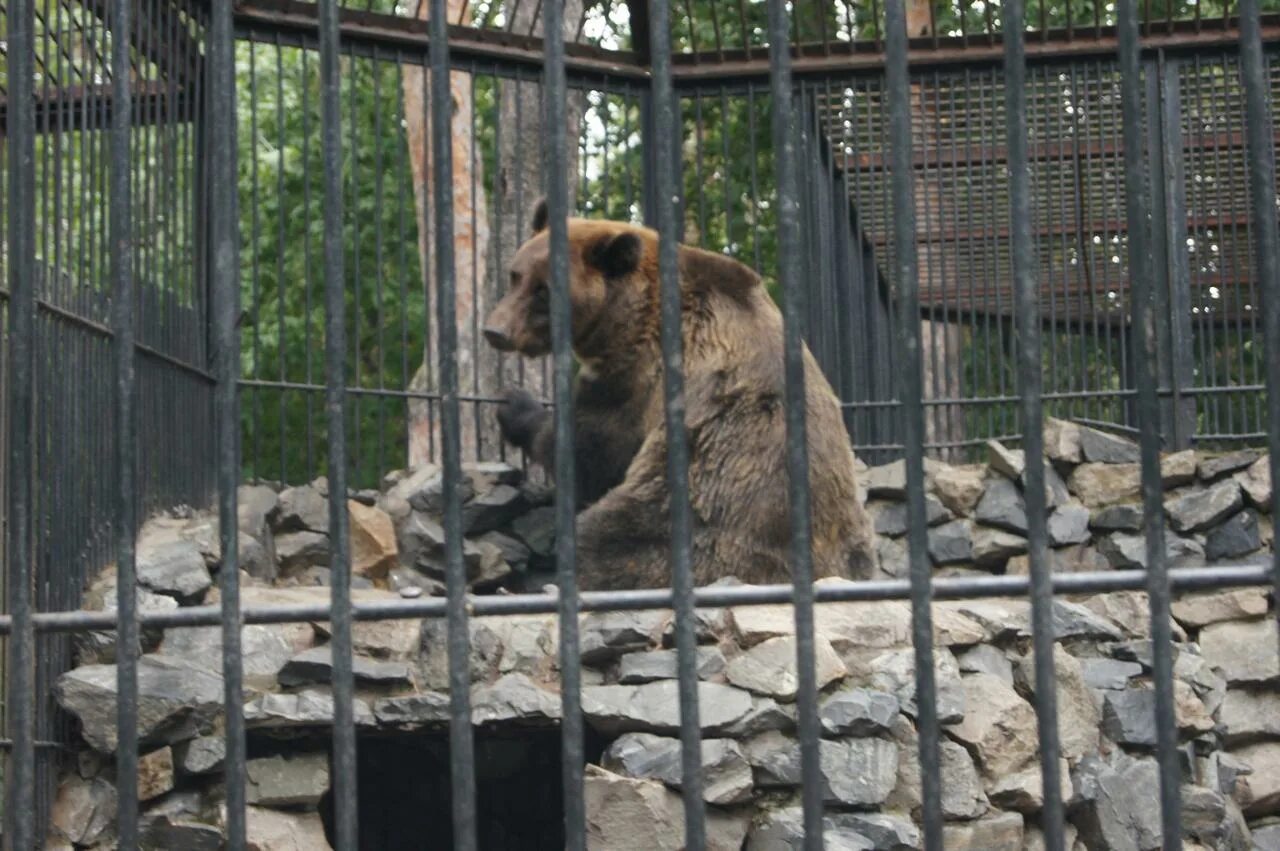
[
  {"x1": 587, "y1": 232, "x2": 643, "y2": 279},
  {"x1": 530, "y1": 197, "x2": 549, "y2": 235}
]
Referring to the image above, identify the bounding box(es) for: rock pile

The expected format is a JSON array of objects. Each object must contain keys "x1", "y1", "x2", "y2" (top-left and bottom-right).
[{"x1": 44, "y1": 421, "x2": 1279, "y2": 850}]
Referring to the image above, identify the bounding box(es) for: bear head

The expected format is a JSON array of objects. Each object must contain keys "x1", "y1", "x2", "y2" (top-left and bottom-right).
[{"x1": 483, "y1": 198, "x2": 647, "y2": 359}]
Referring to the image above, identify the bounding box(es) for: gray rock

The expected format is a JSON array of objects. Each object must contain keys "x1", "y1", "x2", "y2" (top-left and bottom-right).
[
  {"x1": 820, "y1": 737, "x2": 899, "y2": 807},
  {"x1": 938, "y1": 739, "x2": 988, "y2": 819},
  {"x1": 956, "y1": 644, "x2": 1013, "y2": 684},
  {"x1": 76, "y1": 583, "x2": 178, "y2": 665},
  {"x1": 582, "y1": 681, "x2": 753, "y2": 735},
  {"x1": 875, "y1": 536, "x2": 909, "y2": 579},
  {"x1": 1091, "y1": 502, "x2": 1144, "y2": 532},
  {"x1": 477, "y1": 530, "x2": 531, "y2": 568},
  {"x1": 54, "y1": 654, "x2": 223, "y2": 753},
  {"x1": 462, "y1": 483, "x2": 527, "y2": 535},
  {"x1": 1235, "y1": 454, "x2": 1272, "y2": 511},
  {"x1": 743, "y1": 730, "x2": 802, "y2": 787},
  {"x1": 1205, "y1": 509, "x2": 1261, "y2": 560},
  {"x1": 834, "y1": 813, "x2": 921, "y2": 851},
  {"x1": 871, "y1": 495, "x2": 949, "y2": 536},
  {"x1": 246, "y1": 752, "x2": 330, "y2": 807},
  {"x1": 971, "y1": 526, "x2": 1027, "y2": 568},
  {"x1": 870, "y1": 647, "x2": 965, "y2": 724},
  {"x1": 140, "y1": 818, "x2": 223, "y2": 851},
  {"x1": 584, "y1": 765, "x2": 750, "y2": 851},
  {"x1": 1075, "y1": 755, "x2": 1164, "y2": 851},
  {"x1": 941, "y1": 812, "x2": 1024, "y2": 851},
  {"x1": 1165, "y1": 479, "x2": 1244, "y2": 533},
  {"x1": 1252, "y1": 822, "x2": 1280, "y2": 850},
  {"x1": 270, "y1": 483, "x2": 329, "y2": 532},
  {"x1": 511, "y1": 506, "x2": 556, "y2": 557},
  {"x1": 927, "y1": 520, "x2": 973, "y2": 566},
  {"x1": 1171, "y1": 588, "x2": 1269, "y2": 628},
  {"x1": 989, "y1": 760, "x2": 1071, "y2": 814},
  {"x1": 725, "y1": 635, "x2": 846, "y2": 701},
  {"x1": 137, "y1": 539, "x2": 212, "y2": 601},
  {"x1": 162, "y1": 623, "x2": 301, "y2": 680},
  {"x1": 1052, "y1": 599, "x2": 1125, "y2": 641},
  {"x1": 177, "y1": 735, "x2": 225, "y2": 775},
  {"x1": 1206, "y1": 751, "x2": 1253, "y2": 798},
  {"x1": 471, "y1": 673, "x2": 562, "y2": 725},
  {"x1": 1097, "y1": 531, "x2": 1205, "y2": 569},
  {"x1": 932, "y1": 464, "x2": 988, "y2": 516},
  {"x1": 372, "y1": 691, "x2": 451, "y2": 726},
  {"x1": 244, "y1": 689, "x2": 375, "y2": 728},
  {"x1": 1101, "y1": 688, "x2": 1159, "y2": 746},
  {"x1": 746, "y1": 808, "x2": 875, "y2": 851},
  {"x1": 818, "y1": 687, "x2": 899, "y2": 737},
  {"x1": 863, "y1": 459, "x2": 909, "y2": 499},
  {"x1": 388, "y1": 465, "x2": 474, "y2": 514},
  {"x1": 602, "y1": 733, "x2": 754, "y2": 805},
  {"x1": 987, "y1": 439, "x2": 1025, "y2": 479},
  {"x1": 50, "y1": 775, "x2": 117, "y2": 847},
  {"x1": 274, "y1": 530, "x2": 330, "y2": 571},
  {"x1": 617, "y1": 648, "x2": 727, "y2": 684},
  {"x1": 659, "y1": 607, "x2": 729, "y2": 647},
  {"x1": 1200, "y1": 618, "x2": 1280, "y2": 684},
  {"x1": 276, "y1": 645, "x2": 412, "y2": 689},
  {"x1": 946, "y1": 672, "x2": 1037, "y2": 777},
  {"x1": 720, "y1": 697, "x2": 795, "y2": 737},
  {"x1": 580, "y1": 610, "x2": 666, "y2": 664},
  {"x1": 1219, "y1": 688, "x2": 1280, "y2": 745},
  {"x1": 1079, "y1": 425, "x2": 1140, "y2": 463},
  {"x1": 1199, "y1": 449, "x2": 1260, "y2": 481},
  {"x1": 974, "y1": 478, "x2": 1028, "y2": 533},
  {"x1": 1079, "y1": 658, "x2": 1143, "y2": 691},
  {"x1": 1014, "y1": 645, "x2": 1101, "y2": 762},
  {"x1": 1236, "y1": 741, "x2": 1280, "y2": 817},
  {"x1": 1044, "y1": 417, "x2": 1084, "y2": 464},
  {"x1": 463, "y1": 460, "x2": 524, "y2": 490},
  {"x1": 1048, "y1": 504, "x2": 1091, "y2": 546}
]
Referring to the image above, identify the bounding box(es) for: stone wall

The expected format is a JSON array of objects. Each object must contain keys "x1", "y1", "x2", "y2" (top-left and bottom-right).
[{"x1": 46, "y1": 418, "x2": 1278, "y2": 850}]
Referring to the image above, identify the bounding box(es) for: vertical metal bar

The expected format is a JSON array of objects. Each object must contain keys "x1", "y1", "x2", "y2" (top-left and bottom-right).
[
  {"x1": 4, "y1": 0, "x2": 37, "y2": 844},
  {"x1": 208, "y1": 0, "x2": 247, "y2": 844},
  {"x1": 766, "y1": 2, "x2": 823, "y2": 847},
  {"x1": 884, "y1": 0, "x2": 944, "y2": 846},
  {"x1": 650, "y1": 0, "x2": 706, "y2": 846},
  {"x1": 1159, "y1": 61, "x2": 1195, "y2": 451},
  {"x1": 1238, "y1": 0, "x2": 1280, "y2": 646},
  {"x1": 110, "y1": 0, "x2": 140, "y2": 844},
  {"x1": 429, "y1": 0, "x2": 478, "y2": 847},
  {"x1": 1003, "y1": 3, "x2": 1066, "y2": 849},
  {"x1": 319, "y1": 0, "x2": 359, "y2": 846},
  {"x1": 543, "y1": 0, "x2": 585, "y2": 846},
  {"x1": 1116, "y1": 1, "x2": 1182, "y2": 846}
]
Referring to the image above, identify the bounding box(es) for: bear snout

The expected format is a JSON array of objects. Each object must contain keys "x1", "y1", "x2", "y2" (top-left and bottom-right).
[{"x1": 483, "y1": 325, "x2": 514, "y2": 351}]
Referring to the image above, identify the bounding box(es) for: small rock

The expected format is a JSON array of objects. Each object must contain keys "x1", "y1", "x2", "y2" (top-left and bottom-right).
[
  {"x1": 162, "y1": 621, "x2": 305, "y2": 681},
  {"x1": 245, "y1": 806, "x2": 331, "y2": 851},
  {"x1": 1048, "y1": 504, "x2": 1091, "y2": 546},
  {"x1": 946, "y1": 672, "x2": 1037, "y2": 777},
  {"x1": 1077, "y1": 590, "x2": 1183, "y2": 641},
  {"x1": 140, "y1": 817, "x2": 223, "y2": 851},
  {"x1": 863, "y1": 459, "x2": 909, "y2": 499},
  {"x1": 137, "y1": 538, "x2": 213, "y2": 601},
  {"x1": 274, "y1": 530, "x2": 330, "y2": 572},
  {"x1": 746, "y1": 809, "x2": 874, "y2": 851},
  {"x1": 818, "y1": 687, "x2": 899, "y2": 737},
  {"x1": 941, "y1": 811, "x2": 1024, "y2": 851},
  {"x1": 725, "y1": 635, "x2": 846, "y2": 702},
  {"x1": 471, "y1": 673, "x2": 562, "y2": 725},
  {"x1": 244, "y1": 689, "x2": 375, "y2": 728},
  {"x1": 583, "y1": 765, "x2": 750, "y2": 851},
  {"x1": 938, "y1": 739, "x2": 988, "y2": 819},
  {"x1": 270, "y1": 483, "x2": 330, "y2": 533},
  {"x1": 832, "y1": 814, "x2": 921, "y2": 851},
  {"x1": 1253, "y1": 822, "x2": 1280, "y2": 850},
  {"x1": 54, "y1": 654, "x2": 224, "y2": 753},
  {"x1": 177, "y1": 735, "x2": 225, "y2": 775},
  {"x1": 1161, "y1": 449, "x2": 1199, "y2": 488},
  {"x1": 989, "y1": 760, "x2": 1071, "y2": 813},
  {"x1": 246, "y1": 752, "x2": 330, "y2": 807},
  {"x1": 582, "y1": 681, "x2": 753, "y2": 736},
  {"x1": 1044, "y1": 417, "x2": 1083, "y2": 464},
  {"x1": 820, "y1": 737, "x2": 899, "y2": 807},
  {"x1": 463, "y1": 460, "x2": 524, "y2": 490},
  {"x1": 1079, "y1": 425, "x2": 1140, "y2": 463},
  {"x1": 1090, "y1": 502, "x2": 1144, "y2": 532},
  {"x1": 1219, "y1": 689, "x2": 1280, "y2": 745},
  {"x1": 602, "y1": 733, "x2": 754, "y2": 805},
  {"x1": 720, "y1": 697, "x2": 795, "y2": 738},
  {"x1": 987, "y1": 440, "x2": 1026, "y2": 479},
  {"x1": 743, "y1": 730, "x2": 802, "y2": 787},
  {"x1": 932, "y1": 464, "x2": 987, "y2": 516},
  {"x1": 975, "y1": 478, "x2": 1028, "y2": 533},
  {"x1": 580, "y1": 610, "x2": 666, "y2": 664},
  {"x1": 510, "y1": 506, "x2": 556, "y2": 557},
  {"x1": 1101, "y1": 688, "x2": 1159, "y2": 746},
  {"x1": 1231, "y1": 741, "x2": 1280, "y2": 817},
  {"x1": 1069, "y1": 463, "x2": 1141, "y2": 507},
  {"x1": 477, "y1": 530, "x2": 531, "y2": 568},
  {"x1": 871, "y1": 495, "x2": 949, "y2": 536},
  {"x1": 1053, "y1": 599, "x2": 1125, "y2": 641},
  {"x1": 348, "y1": 500, "x2": 397, "y2": 582},
  {"x1": 50, "y1": 776, "x2": 117, "y2": 846},
  {"x1": 875, "y1": 536, "x2": 909, "y2": 578},
  {"x1": 1205, "y1": 509, "x2": 1262, "y2": 560},
  {"x1": 971, "y1": 526, "x2": 1028, "y2": 568},
  {"x1": 387, "y1": 464, "x2": 473, "y2": 514},
  {"x1": 276, "y1": 645, "x2": 412, "y2": 689},
  {"x1": 1165, "y1": 478, "x2": 1244, "y2": 533},
  {"x1": 372, "y1": 691, "x2": 451, "y2": 726},
  {"x1": 927, "y1": 520, "x2": 973, "y2": 565},
  {"x1": 1015, "y1": 645, "x2": 1101, "y2": 761},
  {"x1": 1200, "y1": 618, "x2": 1280, "y2": 684},
  {"x1": 1079, "y1": 658, "x2": 1143, "y2": 691},
  {"x1": 1234, "y1": 454, "x2": 1272, "y2": 511},
  {"x1": 1075, "y1": 755, "x2": 1164, "y2": 850},
  {"x1": 617, "y1": 648, "x2": 727, "y2": 684},
  {"x1": 1199, "y1": 449, "x2": 1261, "y2": 481},
  {"x1": 136, "y1": 747, "x2": 175, "y2": 802},
  {"x1": 1097, "y1": 531, "x2": 1205, "y2": 569},
  {"x1": 956, "y1": 644, "x2": 1014, "y2": 683},
  {"x1": 870, "y1": 647, "x2": 965, "y2": 724},
  {"x1": 1173, "y1": 588, "x2": 1269, "y2": 631},
  {"x1": 462, "y1": 483, "x2": 527, "y2": 535}
]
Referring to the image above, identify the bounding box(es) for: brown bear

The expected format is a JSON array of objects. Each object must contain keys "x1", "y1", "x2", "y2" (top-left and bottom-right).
[{"x1": 482, "y1": 200, "x2": 875, "y2": 590}]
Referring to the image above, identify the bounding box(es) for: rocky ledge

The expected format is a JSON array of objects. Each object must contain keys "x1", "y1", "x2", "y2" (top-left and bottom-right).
[{"x1": 45, "y1": 418, "x2": 1278, "y2": 850}]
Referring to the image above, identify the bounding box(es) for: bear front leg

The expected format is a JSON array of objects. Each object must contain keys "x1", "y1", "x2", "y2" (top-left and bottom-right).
[{"x1": 496, "y1": 387, "x2": 555, "y2": 470}]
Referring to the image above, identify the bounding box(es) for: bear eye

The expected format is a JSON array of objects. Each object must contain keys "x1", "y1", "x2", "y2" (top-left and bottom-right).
[{"x1": 534, "y1": 284, "x2": 549, "y2": 305}]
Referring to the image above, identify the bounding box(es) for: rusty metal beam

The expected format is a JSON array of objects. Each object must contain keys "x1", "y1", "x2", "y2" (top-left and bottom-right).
[{"x1": 866, "y1": 210, "x2": 1262, "y2": 246}]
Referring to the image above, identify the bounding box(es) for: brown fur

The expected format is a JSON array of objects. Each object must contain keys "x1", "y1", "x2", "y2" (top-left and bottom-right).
[{"x1": 484, "y1": 202, "x2": 875, "y2": 590}]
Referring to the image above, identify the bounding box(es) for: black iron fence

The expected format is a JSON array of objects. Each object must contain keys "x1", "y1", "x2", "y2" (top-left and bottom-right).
[{"x1": 3, "y1": 0, "x2": 1280, "y2": 849}]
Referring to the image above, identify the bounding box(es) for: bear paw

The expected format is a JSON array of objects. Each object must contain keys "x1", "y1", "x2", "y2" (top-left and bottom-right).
[{"x1": 496, "y1": 387, "x2": 545, "y2": 450}]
